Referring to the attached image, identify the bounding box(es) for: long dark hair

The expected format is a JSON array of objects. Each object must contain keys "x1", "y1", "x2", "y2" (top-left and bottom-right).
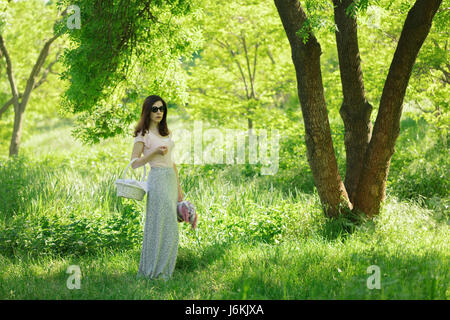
[{"x1": 133, "y1": 95, "x2": 170, "y2": 138}]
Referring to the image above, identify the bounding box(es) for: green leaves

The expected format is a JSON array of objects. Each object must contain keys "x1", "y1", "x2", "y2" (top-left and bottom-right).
[
  {"x1": 345, "y1": 0, "x2": 371, "y2": 17},
  {"x1": 185, "y1": 0, "x2": 295, "y2": 130},
  {"x1": 295, "y1": 0, "x2": 335, "y2": 44},
  {"x1": 0, "y1": 0, "x2": 9, "y2": 35},
  {"x1": 57, "y1": 0, "x2": 203, "y2": 143},
  {"x1": 0, "y1": 208, "x2": 143, "y2": 258}
]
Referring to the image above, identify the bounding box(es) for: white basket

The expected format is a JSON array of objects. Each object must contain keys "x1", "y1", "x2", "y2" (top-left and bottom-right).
[{"x1": 115, "y1": 158, "x2": 148, "y2": 201}]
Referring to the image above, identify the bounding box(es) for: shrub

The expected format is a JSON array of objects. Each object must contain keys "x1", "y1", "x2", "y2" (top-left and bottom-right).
[{"x1": 0, "y1": 203, "x2": 143, "y2": 258}]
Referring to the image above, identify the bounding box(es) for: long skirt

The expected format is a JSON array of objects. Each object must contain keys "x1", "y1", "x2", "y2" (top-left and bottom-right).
[{"x1": 137, "y1": 166, "x2": 179, "y2": 280}]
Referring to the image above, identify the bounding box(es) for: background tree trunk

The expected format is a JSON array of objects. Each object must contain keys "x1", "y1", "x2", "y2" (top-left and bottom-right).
[
  {"x1": 274, "y1": 0, "x2": 352, "y2": 217},
  {"x1": 0, "y1": 35, "x2": 21, "y2": 157}
]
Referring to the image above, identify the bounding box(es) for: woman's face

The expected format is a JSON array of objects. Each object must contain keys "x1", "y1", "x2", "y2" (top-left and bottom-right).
[{"x1": 150, "y1": 100, "x2": 165, "y2": 123}]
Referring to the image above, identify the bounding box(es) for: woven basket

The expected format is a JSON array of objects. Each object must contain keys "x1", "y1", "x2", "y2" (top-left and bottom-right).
[{"x1": 115, "y1": 158, "x2": 148, "y2": 201}]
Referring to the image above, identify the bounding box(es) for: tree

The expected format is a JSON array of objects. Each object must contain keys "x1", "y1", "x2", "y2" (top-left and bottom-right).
[
  {"x1": 56, "y1": 0, "x2": 203, "y2": 144},
  {"x1": 185, "y1": 0, "x2": 296, "y2": 131},
  {"x1": 0, "y1": 0, "x2": 66, "y2": 157},
  {"x1": 273, "y1": 0, "x2": 443, "y2": 217}
]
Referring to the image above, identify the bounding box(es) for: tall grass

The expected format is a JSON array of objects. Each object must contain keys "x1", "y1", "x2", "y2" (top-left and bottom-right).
[{"x1": 0, "y1": 115, "x2": 448, "y2": 299}]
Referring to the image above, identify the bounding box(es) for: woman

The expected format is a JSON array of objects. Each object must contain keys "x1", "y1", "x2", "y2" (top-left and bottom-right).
[{"x1": 130, "y1": 95, "x2": 183, "y2": 281}]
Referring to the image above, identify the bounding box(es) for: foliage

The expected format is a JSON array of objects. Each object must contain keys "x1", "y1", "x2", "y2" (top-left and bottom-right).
[
  {"x1": 296, "y1": 0, "x2": 335, "y2": 44},
  {"x1": 55, "y1": 0, "x2": 204, "y2": 143},
  {"x1": 0, "y1": 0, "x2": 8, "y2": 34},
  {"x1": 388, "y1": 118, "x2": 449, "y2": 204},
  {"x1": 294, "y1": 0, "x2": 449, "y2": 141},
  {"x1": 356, "y1": 0, "x2": 449, "y2": 135},
  {"x1": 0, "y1": 0, "x2": 67, "y2": 130},
  {"x1": 0, "y1": 204, "x2": 142, "y2": 257},
  {"x1": 184, "y1": 0, "x2": 296, "y2": 130},
  {"x1": 404, "y1": 1, "x2": 449, "y2": 142}
]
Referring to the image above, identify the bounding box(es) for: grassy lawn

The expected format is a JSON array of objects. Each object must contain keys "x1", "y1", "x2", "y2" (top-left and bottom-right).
[{"x1": 0, "y1": 115, "x2": 448, "y2": 299}]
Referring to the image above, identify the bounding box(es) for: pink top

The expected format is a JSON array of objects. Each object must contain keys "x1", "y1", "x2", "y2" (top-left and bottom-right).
[{"x1": 133, "y1": 129, "x2": 175, "y2": 168}]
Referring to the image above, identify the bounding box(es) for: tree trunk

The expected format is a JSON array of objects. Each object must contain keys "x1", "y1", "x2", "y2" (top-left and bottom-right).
[
  {"x1": 274, "y1": 0, "x2": 441, "y2": 218},
  {"x1": 274, "y1": 0, "x2": 352, "y2": 217},
  {"x1": 9, "y1": 104, "x2": 25, "y2": 156},
  {"x1": 0, "y1": 34, "x2": 59, "y2": 157},
  {"x1": 332, "y1": 0, "x2": 373, "y2": 204},
  {"x1": 352, "y1": 0, "x2": 442, "y2": 216}
]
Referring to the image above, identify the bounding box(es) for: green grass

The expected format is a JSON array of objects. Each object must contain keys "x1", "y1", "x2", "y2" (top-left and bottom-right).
[{"x1": 0, "y1": 115, "x2": 448, "y2": 299}]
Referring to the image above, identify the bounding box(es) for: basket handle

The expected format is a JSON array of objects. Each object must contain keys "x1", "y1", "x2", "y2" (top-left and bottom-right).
[{"x1": 122, "y1": 158, "x2": 147, "y2": 181}]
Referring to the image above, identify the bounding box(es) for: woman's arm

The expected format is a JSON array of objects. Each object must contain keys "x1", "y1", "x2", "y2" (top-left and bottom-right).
[
  {"x1": 130, "y1": 142, "x2": 158, "y2": 169},
  {"x1": 173, "y1": 162, "x2": 183, "y2": 201}
]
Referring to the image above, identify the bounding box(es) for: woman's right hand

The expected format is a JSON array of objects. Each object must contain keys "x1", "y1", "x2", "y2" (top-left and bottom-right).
[{"x1": 155, "y1": 145, "x2": 168, "y2": 156}]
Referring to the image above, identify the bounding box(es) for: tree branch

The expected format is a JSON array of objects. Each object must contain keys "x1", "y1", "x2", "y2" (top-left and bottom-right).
[
  {"x1": 252, "y1": 42, "x2": 259, "y2": 97},
  {"x1": 34, "y1": 49, "x2": 62, "y2": 89},
  {"x1": 0, "y1": 94, "x2": 22, "y2": 119},
  {"x1": 19, "y1": 34, "x2": 60, "y2": 113},
  {"x1": 0, "y1": 35, "x2": 20, "y2": 113},
  {"x1": 267, "y1": 45, "x2": 275, "y2": 64},
  {"x1": 241, "y1": 32, "x2": 255, "y2": 99},
  {"x1": 353, "y1": 0, "x2": 443, "y2": 216},
  {"x1": 217, "y1": 38, "x2": 250, "y2": 99}
]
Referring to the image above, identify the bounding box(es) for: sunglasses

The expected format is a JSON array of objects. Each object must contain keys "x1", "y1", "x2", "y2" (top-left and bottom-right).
[{"x1": 151, "y1": 106, "x2": 165, "y2": 113}]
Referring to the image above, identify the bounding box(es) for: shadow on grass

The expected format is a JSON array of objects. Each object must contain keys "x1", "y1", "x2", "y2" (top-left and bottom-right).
[
  {"x1": 224, "y1": 246, "x2": 448, "y2": 299},
  {"x1": 0, "y1": 240, "x2": 237, "y2": 299},
  {"x1": 1, "y1": 237, "x2": 447, "y2": 299},
  {"x1": 316, "y1": 209, "x2": 370, "y2": 242},
  {"x1": 175, "y1": 240, "x2": 233, "y2": 274}
]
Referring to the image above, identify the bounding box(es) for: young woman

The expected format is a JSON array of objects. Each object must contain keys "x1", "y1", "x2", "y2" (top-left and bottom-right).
[{"x1": 130, "y1": 95, "x2": 183, "y2": 280}]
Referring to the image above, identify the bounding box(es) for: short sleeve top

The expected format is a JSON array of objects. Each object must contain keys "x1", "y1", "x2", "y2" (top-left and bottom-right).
[{"x1": 134, "y1": 129, "x2": 175, "y2": 168}]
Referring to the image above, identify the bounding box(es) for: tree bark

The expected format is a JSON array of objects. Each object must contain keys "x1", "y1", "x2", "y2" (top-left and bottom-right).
[
  {"x1": 332, "y1": 0, "x2": 373, "y2": 204},
  {"x1": 352, "y1": 0, "x2": 442, "y2": 216},
  {"x1": 274, "y1": 0, "x2": 352, "y2": 217}
]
